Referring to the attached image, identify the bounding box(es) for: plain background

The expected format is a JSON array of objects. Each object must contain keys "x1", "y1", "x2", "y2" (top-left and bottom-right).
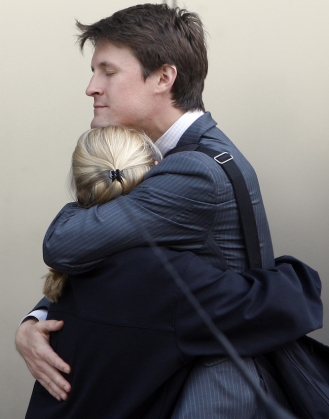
[{"x1": 1, "y1": 0, "x2": 328, "y2": 417}]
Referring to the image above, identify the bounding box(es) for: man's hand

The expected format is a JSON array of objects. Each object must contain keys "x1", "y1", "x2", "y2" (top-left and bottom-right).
[{"x1": 15, "y1": 318, "x2": 71, "y2": 401}]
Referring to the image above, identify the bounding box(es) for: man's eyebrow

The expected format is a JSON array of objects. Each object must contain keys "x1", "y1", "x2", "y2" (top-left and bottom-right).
[{"x1": 91, "y1": 61, "x2": 116, "y2": 72}]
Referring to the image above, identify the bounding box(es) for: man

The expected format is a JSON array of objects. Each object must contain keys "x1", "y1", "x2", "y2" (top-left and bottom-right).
[{"x1": 16, "y1": 4, "x2": 321, "y2": 418}]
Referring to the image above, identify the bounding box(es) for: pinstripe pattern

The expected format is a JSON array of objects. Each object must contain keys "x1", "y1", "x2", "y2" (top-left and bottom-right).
[
  {"x1": 43, "y1": 113, "x2": 280, "y2": 417},
  {"x1": 44, "y1": 113, "x2": 274, "y2": 274},
  {"x1": 171, "y1": 358, "x2": 266, "y2": 419},
  {"x1": 176, "y1": 112, "x2": 274, "y2": 271},
  {"x1": 169, "y1": 114, "x2": 279, "y2": 418}
]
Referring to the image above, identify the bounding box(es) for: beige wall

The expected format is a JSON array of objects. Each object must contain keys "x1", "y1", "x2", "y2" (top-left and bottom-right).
[{"x1": 1, "y1": 0, "x2": 328, "y2": 417}]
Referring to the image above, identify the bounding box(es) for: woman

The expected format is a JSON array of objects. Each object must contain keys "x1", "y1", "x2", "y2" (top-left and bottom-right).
[{"x1": 42, "y1": 125, "x2": 161, "y2": 304}]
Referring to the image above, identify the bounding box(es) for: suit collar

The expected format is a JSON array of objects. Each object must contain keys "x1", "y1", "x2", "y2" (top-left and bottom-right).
[
  {"x1": 155, "y1": 110, "x2": 204, "y2": 156},
  {"x1": 177, "y1": 112, "x2": 218, "y2": 146}
]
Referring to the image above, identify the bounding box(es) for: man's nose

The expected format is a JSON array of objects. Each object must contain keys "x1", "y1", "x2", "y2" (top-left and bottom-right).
[{"x1": 86, "y1": 75, "x2": 102, "y2": 97}]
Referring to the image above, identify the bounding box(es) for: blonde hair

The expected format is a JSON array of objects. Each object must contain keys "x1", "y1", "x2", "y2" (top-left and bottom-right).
[{"x1": 43, "y1": 126, "x2": 162, "y2": 302}]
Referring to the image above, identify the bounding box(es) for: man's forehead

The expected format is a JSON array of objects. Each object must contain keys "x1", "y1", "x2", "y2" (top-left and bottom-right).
[
  {"x1": 92, "y1": 41, "x2": 131, "y2": 58},
  {"x1": 91, "y1": 41, "x2": 139, "y2": 69}
]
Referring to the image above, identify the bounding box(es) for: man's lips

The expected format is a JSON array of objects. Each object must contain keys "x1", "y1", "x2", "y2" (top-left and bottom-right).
[{"x1": 94, "y1": 105, "x2": 107, "y2": 109}]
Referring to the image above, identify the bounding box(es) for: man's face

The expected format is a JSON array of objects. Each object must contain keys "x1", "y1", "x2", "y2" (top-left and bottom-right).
[{"x1": 86, "y1": 41, "x2": 157, "y2": 132}]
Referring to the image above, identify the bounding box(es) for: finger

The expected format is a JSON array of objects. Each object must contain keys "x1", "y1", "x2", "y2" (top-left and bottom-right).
[
  {"x1": 30, "y1": 360, "x2": 71, "y2": 400},
  {"x1": 24, "y1": 353, "x2": 70, "y2": 388},
  {"x1": 48, "y1": 377, "x2": 71, "y2": 400},
  {"x1": 51, "y1": 356, "x2": 71, "y2": 376},
  {"x1": 38, "y1": 375, "x2": 69, "y2": 401},
  {"x1": 35, "y1": 321, "x2": 71, "y2": 374},
  {"x1": 44, "y1": 361, "x2": 71, "y2": 393},
  {"x1": 37, "y1": 319, "x2": 65, "y2": 333},
  {"x1": 35, "y1": 343, "x2": 71, "y2": 375}
]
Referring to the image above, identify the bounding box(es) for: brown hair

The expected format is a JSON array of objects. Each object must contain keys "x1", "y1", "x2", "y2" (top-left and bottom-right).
[
  {"x1": 76, "y1": 3, "x2": 208, "y2": 112},
  {"x1": 43, "y1": 126, "x2": 161, "y2": 302}
]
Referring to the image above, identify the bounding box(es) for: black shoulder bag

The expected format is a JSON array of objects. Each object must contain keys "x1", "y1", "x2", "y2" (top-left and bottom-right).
[{"x1": 194, "y1": 145, "x2": 329, "y2": 419}]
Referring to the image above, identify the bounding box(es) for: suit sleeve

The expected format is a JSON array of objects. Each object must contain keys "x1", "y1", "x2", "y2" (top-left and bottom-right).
[
  {"x1": 28, "y1": 297, "x2": 51, "y2": 313},
  {"x1": 43, "y1": 152, "x2": 224, "y2": 274},
  {"x1": 175, "y1": 255, "x2": 323, "y2": 358}
]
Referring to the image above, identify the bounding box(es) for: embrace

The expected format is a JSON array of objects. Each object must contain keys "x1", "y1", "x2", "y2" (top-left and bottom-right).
[{"x1": 17, "y1": 4, "x2": 322, "y2": 419}]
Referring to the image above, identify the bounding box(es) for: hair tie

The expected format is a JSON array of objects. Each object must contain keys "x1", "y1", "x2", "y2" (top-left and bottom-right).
[{"x1": 109, "y1": 169, "x2": 122, "y2": 182}]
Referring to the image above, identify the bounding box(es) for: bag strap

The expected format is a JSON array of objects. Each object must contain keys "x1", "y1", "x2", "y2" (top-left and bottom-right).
[
  {"x1": 197, "y1": 146, "x2": 262, "y2": 269},
  {"x1": 166, "y1": 144, "x2": 262, "y2": 269}
]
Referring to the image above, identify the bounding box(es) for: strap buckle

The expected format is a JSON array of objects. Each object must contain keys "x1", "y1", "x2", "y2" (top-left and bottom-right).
[{"x1": 214, "y1": 152, "x2": 233, "y2": 165}]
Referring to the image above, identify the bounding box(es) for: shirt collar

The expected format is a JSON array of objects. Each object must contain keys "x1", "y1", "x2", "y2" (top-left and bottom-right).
[{"x1": 155, "y1": 110, "x2": 204, "y2": 156}]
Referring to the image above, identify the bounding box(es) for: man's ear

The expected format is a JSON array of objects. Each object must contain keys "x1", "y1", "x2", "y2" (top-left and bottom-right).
[{"x1": 155, "y1": 64, "x2": 177, "y2": 93}]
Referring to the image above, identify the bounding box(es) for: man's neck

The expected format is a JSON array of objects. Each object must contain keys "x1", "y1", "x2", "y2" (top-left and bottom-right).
[{"x1": 145, "y1": 107, "x2": 185, "y2": 142}]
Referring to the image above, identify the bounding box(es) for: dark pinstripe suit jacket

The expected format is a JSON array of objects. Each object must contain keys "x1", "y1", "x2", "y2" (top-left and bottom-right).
[{"x1": 42, "y1": 112, "x2": 274, "y2": 276}]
